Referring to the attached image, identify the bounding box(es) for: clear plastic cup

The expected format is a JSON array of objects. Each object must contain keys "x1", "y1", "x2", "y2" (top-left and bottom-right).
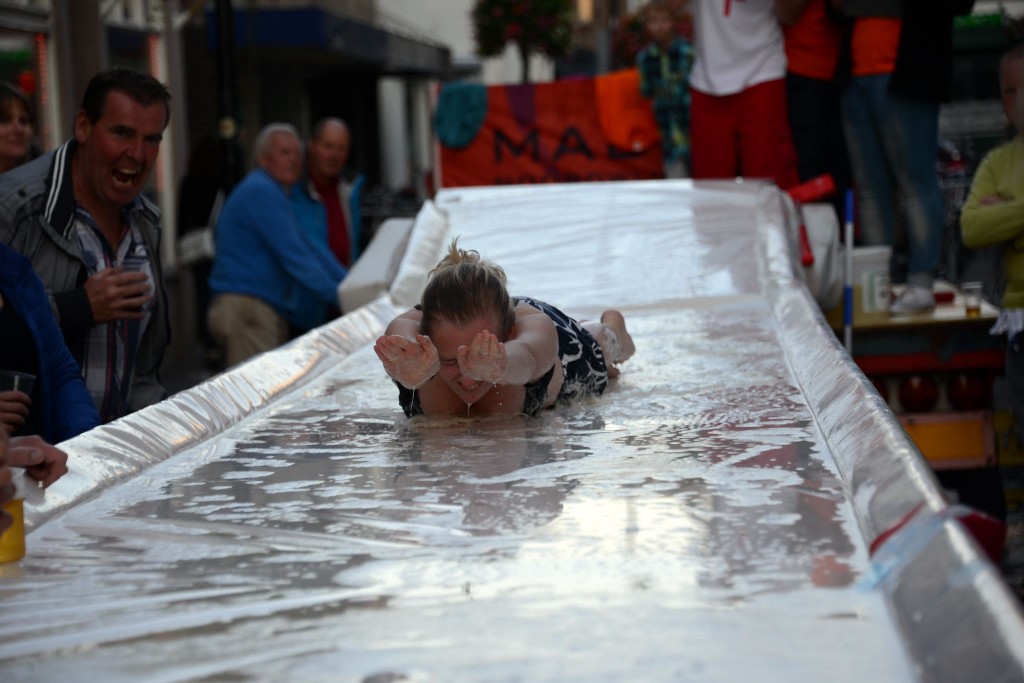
[
  {"x1": 962, "y1": 281, "x2": 983, "y2": 318},
  {"x1": 120, "y1": 254, "x2": 149, "y2": 273},
  {"x1": 120, "y1": 255, "x2": 153, "y2": 311},
  {"x1": 0, "y1": 370, "x2": 35, "y2": 394}
]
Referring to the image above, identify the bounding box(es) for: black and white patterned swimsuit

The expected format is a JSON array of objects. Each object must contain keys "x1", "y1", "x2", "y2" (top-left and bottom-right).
[
  {"x1": 514, "y1": 297, "x2": 608, "y2": 413},
  {"x1": 395, "y1": 297, "x2": 609, "y2": 417}
]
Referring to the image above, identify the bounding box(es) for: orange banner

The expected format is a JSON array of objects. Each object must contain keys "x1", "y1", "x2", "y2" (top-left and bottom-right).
[{"x1": 438, "y1": 71, "x2": 664, "y2": 188}]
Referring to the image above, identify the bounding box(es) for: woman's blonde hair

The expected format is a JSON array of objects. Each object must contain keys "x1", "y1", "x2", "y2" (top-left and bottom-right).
[{"x1": 420, "y1": 238, "x2": 516, "y2": 339}]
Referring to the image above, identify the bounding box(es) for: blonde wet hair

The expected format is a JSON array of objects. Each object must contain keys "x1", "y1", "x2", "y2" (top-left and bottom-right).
[{"x1": 420, "y1": 238, "x2": 516, "y2": 339}]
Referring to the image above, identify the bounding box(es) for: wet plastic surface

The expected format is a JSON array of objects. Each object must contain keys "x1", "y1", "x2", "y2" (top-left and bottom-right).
[{"x1": 1, "y1": 181, "x2": 1022, "y2": 682}]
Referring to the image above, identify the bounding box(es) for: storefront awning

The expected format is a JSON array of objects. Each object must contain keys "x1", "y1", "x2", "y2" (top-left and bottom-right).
[
  {"x1": 207, "y1": 7, "x2": 451, "y2": 77},
  {"x1": 0, "y1": 4, "x2": 49, "y2": 33}
]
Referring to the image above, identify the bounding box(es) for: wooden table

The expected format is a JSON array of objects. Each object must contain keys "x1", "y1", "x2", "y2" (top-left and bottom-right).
[{"x1": 826, "y1": 281, "x2": 1004, "y2": 464}]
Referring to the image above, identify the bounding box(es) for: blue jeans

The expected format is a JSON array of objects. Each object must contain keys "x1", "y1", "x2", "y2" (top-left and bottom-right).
[{"x1": 842, "y1": 74, "x2": 944, "y2": 288}]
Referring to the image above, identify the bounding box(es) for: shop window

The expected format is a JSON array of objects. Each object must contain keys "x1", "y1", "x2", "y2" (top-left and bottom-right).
[{"x1": 0, "y1": 30, "x2": 51, "y2": 153}]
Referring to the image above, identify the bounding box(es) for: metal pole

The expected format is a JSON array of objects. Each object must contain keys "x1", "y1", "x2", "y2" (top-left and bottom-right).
[
  {"x1": 214, "y1": 0, "x2": 240, "y2": 191},
  {"x1": 594, "y1": 0, "x2": 610, "y2": 75}
]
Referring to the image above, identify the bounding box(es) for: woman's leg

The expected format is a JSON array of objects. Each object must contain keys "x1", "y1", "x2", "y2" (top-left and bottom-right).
[{"x1": 582, "y1": 310, "x2": 635, "y2": 377}]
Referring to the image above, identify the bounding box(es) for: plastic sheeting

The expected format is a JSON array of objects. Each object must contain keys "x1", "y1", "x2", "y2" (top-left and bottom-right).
[{"x1": 2, "y1": 180, "x2": 1023, "y2": 682}]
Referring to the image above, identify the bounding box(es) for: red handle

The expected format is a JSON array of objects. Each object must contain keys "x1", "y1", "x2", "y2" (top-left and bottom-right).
[
  {"x1": 788, "y1": 175, "x2": 834, "y2": 267},
  {"x1": 799, "y1": 221, "x2": 814, "y2": 267},
  {"x1": 787, "y1": 174, "x2": 836, "y2": 204}
]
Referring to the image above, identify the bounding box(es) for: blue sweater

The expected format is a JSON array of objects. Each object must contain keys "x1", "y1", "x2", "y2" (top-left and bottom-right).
[
  {"x1": 289, "y1": 172, "x2": 363, "y2": 329},
  {"x1": 0, "y1": 244, "x2": 99, "y2": 442},
  {"x1": 209, "y1": 169, "x2": 348, "y2": 327}
]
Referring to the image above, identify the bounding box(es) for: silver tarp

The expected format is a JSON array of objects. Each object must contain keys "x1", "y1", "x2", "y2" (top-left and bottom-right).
[{"x1": 1, "y1": 180, "x2": 1022, "y2": 682}]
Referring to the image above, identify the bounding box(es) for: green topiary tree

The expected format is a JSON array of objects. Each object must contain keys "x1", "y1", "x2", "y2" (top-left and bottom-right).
[{"x1": 472, "y1": 0, "x2": 575, "y2": 84}]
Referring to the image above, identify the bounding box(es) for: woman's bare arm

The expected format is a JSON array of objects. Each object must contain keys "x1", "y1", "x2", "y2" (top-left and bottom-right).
[
  {"x1": 382, "y1": 308, "x2": 422, "y2": 338},
  {"x1": 458, "y1": 306, "x2": 558, "y2": 386}
]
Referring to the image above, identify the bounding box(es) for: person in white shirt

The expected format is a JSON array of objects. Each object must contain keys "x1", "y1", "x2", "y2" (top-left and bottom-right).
[{"x1": 688, "y1": 0, "x2": 799, "y2": 189}]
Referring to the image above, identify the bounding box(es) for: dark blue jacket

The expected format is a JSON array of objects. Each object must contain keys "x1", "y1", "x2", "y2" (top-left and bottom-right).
[{"x1": 0, "y1": 243, "x2": 99, "y2": 442}]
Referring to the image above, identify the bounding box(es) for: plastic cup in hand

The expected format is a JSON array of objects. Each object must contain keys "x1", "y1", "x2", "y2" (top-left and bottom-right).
[
  {"x1": 120, "y1": 255, "x2": 149, "y2": 274},
  {"x1": 120, "y1": 255, "x2": 153, "y2": 311},
  {"x1": 0, "y1": 370, "x2": 34, "y2": 395},
  {"x1": 962, "y1": 281, "x2": 983, "y2": 319}
]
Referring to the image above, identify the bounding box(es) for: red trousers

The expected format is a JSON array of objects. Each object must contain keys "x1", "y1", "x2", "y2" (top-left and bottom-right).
[{"x1": 690, "y1": 78, "x2": 799, "y2": 190}]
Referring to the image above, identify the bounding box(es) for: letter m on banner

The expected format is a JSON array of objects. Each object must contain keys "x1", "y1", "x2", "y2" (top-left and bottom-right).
[{"x1": 437, "y1": 71, "x2": 663, "y2": 188}]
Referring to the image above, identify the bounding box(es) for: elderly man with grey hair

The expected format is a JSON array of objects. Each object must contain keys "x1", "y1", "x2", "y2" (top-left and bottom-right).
[{"x1": 208, "y1": 123, "x2": 348, "y2": 367}]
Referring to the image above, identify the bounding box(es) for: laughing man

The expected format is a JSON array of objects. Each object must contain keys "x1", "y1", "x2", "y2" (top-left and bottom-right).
[{"x1": 0, "y1": 68, "x2": 172, "y2": 423}]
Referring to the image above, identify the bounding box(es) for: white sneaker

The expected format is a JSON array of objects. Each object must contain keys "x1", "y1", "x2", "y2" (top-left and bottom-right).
[{"x1": 890, "y1": 285, "x2": 935, "y2": 315}]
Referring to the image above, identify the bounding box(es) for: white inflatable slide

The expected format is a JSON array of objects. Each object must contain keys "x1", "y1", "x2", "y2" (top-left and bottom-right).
[{"x1": 1, "y1": 180, "x2": 1022, "y2": 682}]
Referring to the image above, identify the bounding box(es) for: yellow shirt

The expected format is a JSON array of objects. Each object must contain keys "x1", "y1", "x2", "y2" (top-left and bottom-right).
[{"x1": 960, "y1": 135, "x2": 1024, "y2": 308}]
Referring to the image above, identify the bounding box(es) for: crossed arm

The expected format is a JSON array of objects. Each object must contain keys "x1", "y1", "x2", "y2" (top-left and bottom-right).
[{"x1": 961, "y1": 153, "x2": 1024, "y2": 250}]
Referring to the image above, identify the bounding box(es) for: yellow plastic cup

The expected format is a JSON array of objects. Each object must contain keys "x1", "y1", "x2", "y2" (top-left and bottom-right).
[{"x1": 0, "y1": 497, "x2": 25, "y2": 563}]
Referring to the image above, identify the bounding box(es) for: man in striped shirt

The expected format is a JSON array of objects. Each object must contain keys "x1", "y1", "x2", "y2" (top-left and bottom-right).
[{"x1": 0, "y1": 68, "x2": 172, "y2": 423}]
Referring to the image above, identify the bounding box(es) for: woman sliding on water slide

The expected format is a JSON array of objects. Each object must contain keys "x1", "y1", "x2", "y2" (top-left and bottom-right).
[{"x1": 374, "y1": 239, "x2": 635, "y2": 418}]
